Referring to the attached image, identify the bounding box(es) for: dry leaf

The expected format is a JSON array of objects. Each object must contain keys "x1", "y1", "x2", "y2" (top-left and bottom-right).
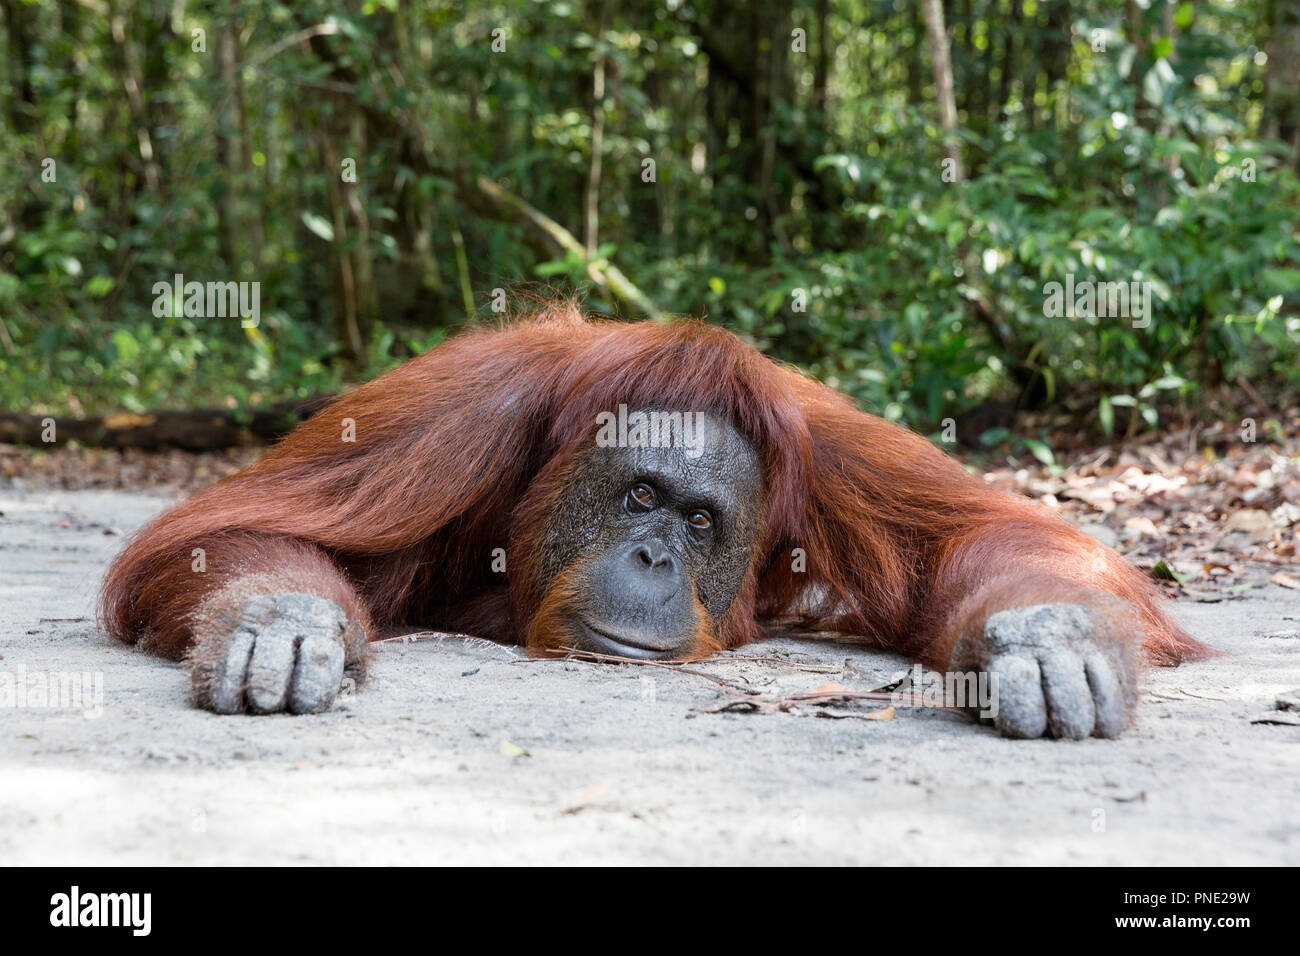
[
  {"x1": 1124, "y1": 515, "x2": 1162, "y2": 537},
  {"x1": 1222, "y1": 509, "x2": 1273, "y2": 534}
]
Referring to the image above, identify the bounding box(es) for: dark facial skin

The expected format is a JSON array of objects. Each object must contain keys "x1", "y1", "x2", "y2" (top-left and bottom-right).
[{"x1": 533, "y1": 410, "x2": 764, "y2": 659}]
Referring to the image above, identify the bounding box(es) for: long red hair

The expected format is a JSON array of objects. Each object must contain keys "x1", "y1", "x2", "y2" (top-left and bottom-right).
[{"x1": 100, "y1": 302, "x2": 1209, "y2": 666}]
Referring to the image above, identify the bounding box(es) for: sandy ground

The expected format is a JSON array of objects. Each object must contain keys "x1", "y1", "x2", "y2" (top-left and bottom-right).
[{"x1": 1, "y1": 485, "x2": 1297, "y2": 866}]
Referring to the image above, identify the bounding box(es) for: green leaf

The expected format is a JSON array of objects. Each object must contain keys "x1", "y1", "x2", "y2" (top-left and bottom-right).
[
  {"x1": 301, "y1": 212, "x2": 335, "y2": 242},
  {"x1": 1099, "y1": 396, "x2": 1114, "y2": 436},
  {"x1": 499, "y1": 738, "x2": 531, "y2": 759},
  {"x1": 112, "y1": 329, "x2": 140, "y2": 364},
  {"x1": 1261, "y1": 268, "x2": 1300, "y2": 294},
  {"x1": 84, "y1": 275, "x2": 116, "y2": 298},
  {"x1": 1151, "y1": 560, "x2": 1188, "y2": 583},
  {"x1": 1142, "y1": 59, "x2": 1177, "y2": 106},
  {"x1": 1022, "y1": 437, "x2": 1055, "y2": 467}
]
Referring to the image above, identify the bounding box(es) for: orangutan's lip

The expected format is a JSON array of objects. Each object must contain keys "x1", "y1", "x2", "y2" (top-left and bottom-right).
[{"x1": 577, "y1": 620, "x2": 684, "y2": 660}]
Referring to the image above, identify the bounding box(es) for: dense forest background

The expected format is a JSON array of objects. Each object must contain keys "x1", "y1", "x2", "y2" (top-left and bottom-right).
[{"x1": 1, "y1": 0, "x2": 1298, "y2": 444}]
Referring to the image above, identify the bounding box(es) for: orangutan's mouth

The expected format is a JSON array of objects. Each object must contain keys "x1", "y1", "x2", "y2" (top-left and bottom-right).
[{"x1": 574, "y1": 619, "x2": 686, "y2": 660}]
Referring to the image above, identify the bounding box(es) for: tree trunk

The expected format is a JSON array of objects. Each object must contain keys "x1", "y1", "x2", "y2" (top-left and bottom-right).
[
  {"x1": 1, "y1": 0, "x2": 41, "y2": 234},
  {"x1": 215, "y1": 24, "x2": 240, "y2": 273},
  {"x1": 584, "y1": 0, "x2": 609, "y2": 260},
  {"x1": 1, "y1": 0, "x2": 38, "y2": 137},
  {"x1": 923, "y1": 0, "x2": 963, "y2": 180},
  {"x1": 1264, "y1": 0, "x2": 1300, "y2": 169}
]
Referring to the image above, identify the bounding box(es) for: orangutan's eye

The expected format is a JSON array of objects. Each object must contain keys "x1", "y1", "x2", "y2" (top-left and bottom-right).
[
  {"x1": 626, "y1": 483, "x2": 656, "y2": 512},
  {"x1": 686, "y1": 510, "x2": 713, "y2": 534}
]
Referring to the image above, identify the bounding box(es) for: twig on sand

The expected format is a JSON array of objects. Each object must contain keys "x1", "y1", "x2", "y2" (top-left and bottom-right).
[
  {"x1": 538, "y1": 646, "x2": 745, "y2": 688},
  {"x1": 372, "y1": 631, "x2": 522, "y2": 658},
  {"x1": 717, "y1": 654, "x2": 841, "y2": 674},
  {"x1": 534, "y1": 646, "x2": 953, "y2": 717},
  {"x1": 391, "y1": 639, "x2": 955, "y2": 717}
]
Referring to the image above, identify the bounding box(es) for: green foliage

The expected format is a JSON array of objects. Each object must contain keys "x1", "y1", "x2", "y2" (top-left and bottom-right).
[{"x1": 0, "y1": 0, "x2": 1296, "y2": 430}]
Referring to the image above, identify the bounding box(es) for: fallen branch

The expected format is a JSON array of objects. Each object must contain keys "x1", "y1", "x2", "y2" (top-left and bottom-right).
[
  {"x1": 0, "y1": 396, "x2": 332, "y2": 450},
  {"x1": 462, "y1": 174, "x2": 664, "y2": 320}
]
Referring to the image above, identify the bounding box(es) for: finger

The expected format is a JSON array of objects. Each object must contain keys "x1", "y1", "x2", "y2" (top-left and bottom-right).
[
  {"x1": 989, "y1": 655, "x2": 1047, "y2": 739},
  {"x1": 1038, "y1": 648, "x2": 1095, "y2": 740},
  {"x1": 1084, "y1": 652, "x2": 1127, "y2": 738},
  {"x1": 288, "y1": 627, "x2": 345, "y2": 714},
  {"x1": 203, "y1": 629, "x2": 255, "y2": 715},
  {"x1": 194, "y1": 593, "x2": 277, "y2": 714},
  {"x1": 244, "y1": 617, "x2": 300, "y2": 713}
]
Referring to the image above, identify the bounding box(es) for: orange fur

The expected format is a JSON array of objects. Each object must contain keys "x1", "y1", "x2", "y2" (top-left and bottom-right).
[{"x1": 99, "y1": 302, "x2": 1211, "y2": 668}]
